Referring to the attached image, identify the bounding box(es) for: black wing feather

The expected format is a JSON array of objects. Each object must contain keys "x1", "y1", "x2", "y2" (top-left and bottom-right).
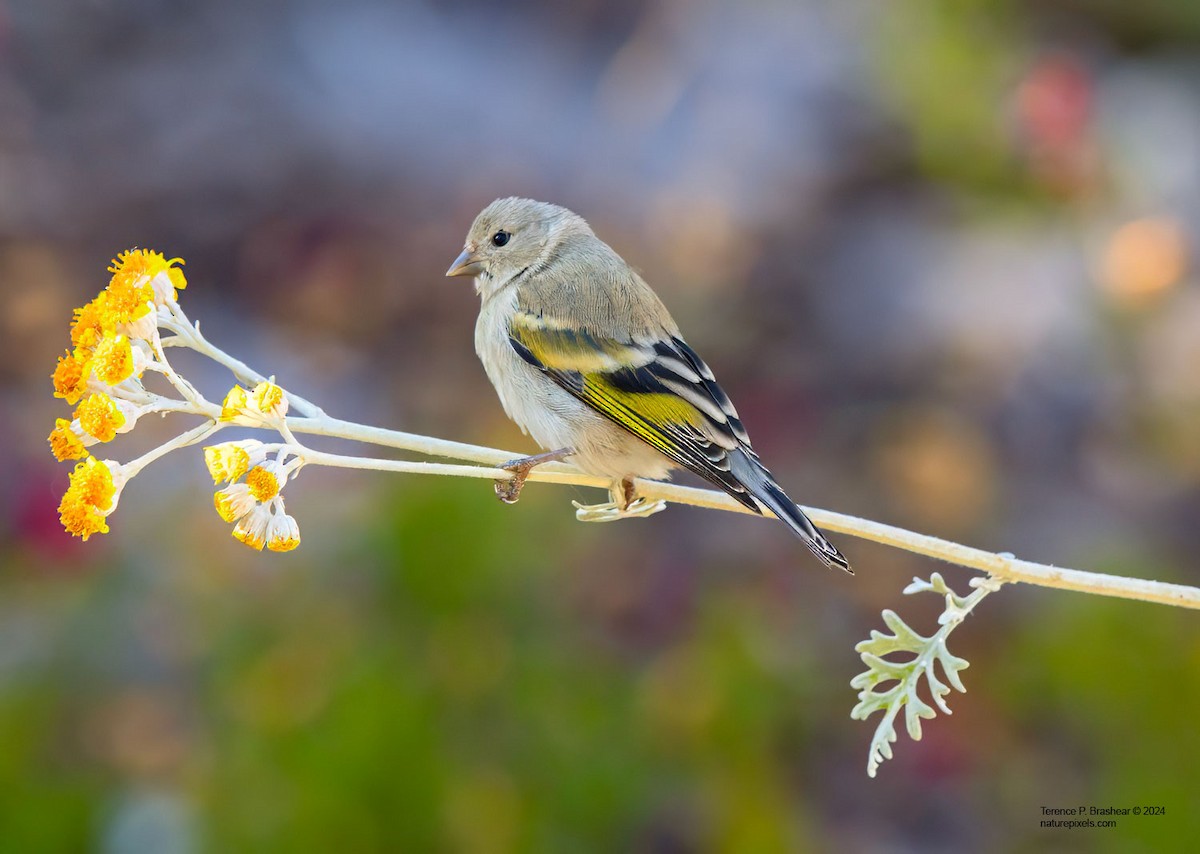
[{"x1": 507, "y1": 326, "x2": 760, "y2": 511}]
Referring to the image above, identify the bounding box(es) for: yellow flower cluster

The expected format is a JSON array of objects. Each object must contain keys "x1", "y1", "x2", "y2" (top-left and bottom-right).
[
  {"x1": 220, "y1": 380, "x2": 290, "y2": 425},
  {"x1": 206, "y1": 441, "x2": 300, "y2": 552},
  {"x1": 48, "y1": 250, "x2": 310, "y2": 554},
  {"x1": 57, "y1": 457, "x2": 123, "y2": 541},
  {"x1": 49, "y1": 249, "x2": 185, "y2": 538},
  {"x1": 53, "y1": 250, "x2": 183, "y2": 403}
]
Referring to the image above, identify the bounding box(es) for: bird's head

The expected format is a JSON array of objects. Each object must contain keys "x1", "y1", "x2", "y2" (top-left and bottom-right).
[{"x1": 446, "y1": 197, "x2": 588, "y2": 296}]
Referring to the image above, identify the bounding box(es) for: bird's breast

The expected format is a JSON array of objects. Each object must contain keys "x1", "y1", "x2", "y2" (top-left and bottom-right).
[
  {"x1": 472, "y1": 290, "x2": 675, "y2": 480},
  {"x1": 475, "y1": 291, "x2": 574, "y2": 443}
]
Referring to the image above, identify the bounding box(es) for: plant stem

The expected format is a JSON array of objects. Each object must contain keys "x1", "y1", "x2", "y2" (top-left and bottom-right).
[
  {"x1": 163, "y1": 306, "x2": 327, "y2": 418},
  {"x1": 285, "y1": 415, "x2": 578, "y2": 471},
  {"x1": 163, "y1": 322, "x2": 1199, "y2": 613},
  {"x1": 296, "y1": 448, "x2": 516, "y2": 480},
  {"x1": 125, "y1": 420, "x2": 221, "y2": 478},
  {"x1": 275, "y1": 413, "x2": 1200, "y2": 611}
]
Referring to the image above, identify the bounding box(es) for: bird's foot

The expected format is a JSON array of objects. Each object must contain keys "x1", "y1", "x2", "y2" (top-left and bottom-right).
[
  {"x1": 572, "y1": 497, "x2": 667, "y2": 522},
  {"x1": 572, "y1": 477, "x2": 666, "y2": 522},
  {"x1": 493, "y1": 447, "x2": 574, "y2": 504}
]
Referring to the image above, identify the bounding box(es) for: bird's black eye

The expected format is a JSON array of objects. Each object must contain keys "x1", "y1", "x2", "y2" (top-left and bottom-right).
[{"x1": 492, "y1": 230, "x2": 511, "y2": 247}]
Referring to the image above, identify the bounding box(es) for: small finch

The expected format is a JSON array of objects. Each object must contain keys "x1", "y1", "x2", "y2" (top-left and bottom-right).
[{"x1": 448, "y1": 198, "x2": 850, "y2": 572}]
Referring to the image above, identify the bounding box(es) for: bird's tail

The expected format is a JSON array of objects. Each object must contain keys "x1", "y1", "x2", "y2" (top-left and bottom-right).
[{"x1": 730, "y1": 449, "x2": 852, "y2": 574}]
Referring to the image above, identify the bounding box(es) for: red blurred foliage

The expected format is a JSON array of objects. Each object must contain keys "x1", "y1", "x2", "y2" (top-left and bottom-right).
[{"x1": 11, "y1": 463, "x2": 95, "y2": 569}]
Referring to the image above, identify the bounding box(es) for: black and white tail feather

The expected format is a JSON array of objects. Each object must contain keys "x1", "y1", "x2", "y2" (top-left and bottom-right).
[{"x1": 729, "y1": 448, "x2": 852, "y2": 574}]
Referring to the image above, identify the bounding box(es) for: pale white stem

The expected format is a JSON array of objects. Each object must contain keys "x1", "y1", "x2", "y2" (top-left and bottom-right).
[
  {"x1": 277, "y1": 413, "x2": 1200, "y2": 611},
  {"x1": 295, "y1": 448, "x2": 516, "y2": 480},
  {"x1": 124, "y1": 420, "x2": 222, "y2": 478},
  {"x1": 796, "y1": 504, "x2": 1200, "y2": 611},
  {"x1": 275, "y1": 417, "x2": 302, "y2": 449},
  {"x1": 163, "y1": 399, "x2": 223, "y2": 420},
  {"x1": 143, "y1": 400, "x2": 218, "y2": 417},
  {"x1": 295, "y1": 446, "x2": 622, "y2": 487},
  {"x1": 103, "y1": 379, "x2": 157, "y2": 406},
  {"x1": 165, "y1": 306, "x2": 326, "y2": 418},
  {"x1": 597, "y1": 479, "x2": 1200, "y2": 611},
  {"x1": 164, "y1": 325, "x2": 1200, "y2": 612},
  {"x1": 285, "y1": 416, "x2": 580, "y2": 472},
  {"x1": 148, "y1": 328, "x2": 206, "y2": 408}
]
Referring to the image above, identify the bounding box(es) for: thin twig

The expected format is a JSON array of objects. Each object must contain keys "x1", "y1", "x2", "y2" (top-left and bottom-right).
[
  {"x1": 165, "y1": 306, "x2": 326, "y2": 418},
  {"x1": 278, "y1": 415, "x2": 1200, "y2": 610},
  {"x1": 286, "y1": 416, "x2": 579, "y2": 472},
  {"x1": 125, "y1": 420, "x2": 221, "y2": 478},
  {"x1": 127, "y1": 309, "x2": 1200, "y2": 613}
]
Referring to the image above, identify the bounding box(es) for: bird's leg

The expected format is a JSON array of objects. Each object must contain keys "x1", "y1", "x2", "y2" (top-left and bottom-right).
[
  {"x1": 573, "y1": 476, "x2": 667, "y2": 522},
  {"x1": 494, "y1": 447, "x2": 575, "y2": 504},
  {"x1": 618, "y1": 477, "x2": 637, "y2": 511}
]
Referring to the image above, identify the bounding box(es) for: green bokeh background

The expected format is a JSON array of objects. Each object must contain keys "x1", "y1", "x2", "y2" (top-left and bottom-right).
[{"x1": 3, "y1": 0, "x2": 1200, "y2": 850}]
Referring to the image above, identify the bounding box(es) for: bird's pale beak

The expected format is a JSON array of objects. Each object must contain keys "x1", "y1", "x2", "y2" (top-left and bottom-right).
[{"x1": 446, "y1": 247, "x2": 484, "y2": 278}]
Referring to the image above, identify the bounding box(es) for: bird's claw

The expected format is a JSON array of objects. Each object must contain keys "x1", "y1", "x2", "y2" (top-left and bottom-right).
[
  {"x1": 572, "y1": 497, "x2": 667, "y2": 523},
  {"x1": 494, "y1": 478, "x2": 524, "y2": 504},
  {"x1": 494, "y1": 459, "x2": 533, "y2": 505},
  {"x1": 493, "y1": 447, "x2": 575, "y2": 505}
]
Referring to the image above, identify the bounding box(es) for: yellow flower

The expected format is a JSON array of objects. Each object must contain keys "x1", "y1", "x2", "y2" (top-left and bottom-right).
[
  {"x1": 48, "y1": 418, "x2": 89, "y2": 462},
  {"x1": 71, "y1": 295, "x2": 108, "y2": 350},
  {"x1": 152, "y1": 262, "x2": 187, "y2": 306},
  {"x1": 104, "y1": 274, "x2": 154, "y2": 330},
  {"x1": 266, "y1": 512, "x2": 301, "y2": 552},
  {"x1": 219, "y1": 385, "x2": 250, "y2": 422},
  {"x1": 214, "y1": 483, "x2": 256, "y2": 523},
  {"x1": 245, "y1": 462, "x2": 283, "y2": 502},
  {"x1": 204, "y1": 443, "x2": 252, "y2": 484},
  {"x1": 68, "y1": 456, "x2": 116, "y2": 508},
  {"x1": 219, "y1": 381, "x2": 289, "y2": 424},
  {"x1": 250, "y1": 380, "x2": 288, "y2": 419},
  {"x1": 59, "y1": 495, "x2": 109, "y2": 541},
  {"x1": 53, "y1": 349, "x2": 92, "y2": 405},
  {"x1": 121, "y1": 304, "x2": 158, "y2": 342},
  {"x1": 108, "y1": 249, "x2": 186, "y2": 306},
  {"x1": 58, "y1": 456, "x2": 119, "y2": 540},
  {"x1": 91, "y1": 333, "x2": 135, "y2": 386},
  {"x1": 232, "y1": 505, "x2": 272, "y2": 550},
  {"x1": 75, "y1": 393, "x2": 126, "y2": 442}
]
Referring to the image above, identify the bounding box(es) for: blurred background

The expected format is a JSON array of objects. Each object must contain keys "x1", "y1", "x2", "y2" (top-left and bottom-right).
[{"x1": 3, "y1": 0, "x2": 1200, "y2": 850}]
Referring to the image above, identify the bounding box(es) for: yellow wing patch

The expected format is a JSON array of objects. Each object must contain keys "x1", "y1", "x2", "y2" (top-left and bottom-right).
[
  {"x1": 578, "y1": 373, "x2": 705, "y2": 458},
  {"x1": 509, "y1": 312, "x2": 648, "y2": 373},
  {"x1": 506, "y1": 312, "x2": 756, "y2": 506}
]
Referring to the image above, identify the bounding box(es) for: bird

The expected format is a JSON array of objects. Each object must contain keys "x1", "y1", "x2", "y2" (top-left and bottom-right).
[{"x1": 447, "y1": 197, "x2": 850, "y2": 573}]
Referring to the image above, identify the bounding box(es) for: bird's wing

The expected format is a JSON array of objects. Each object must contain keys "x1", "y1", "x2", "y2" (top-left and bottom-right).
[{"x1": 507, "y1": 308, "x2": 762, "y2": 511}]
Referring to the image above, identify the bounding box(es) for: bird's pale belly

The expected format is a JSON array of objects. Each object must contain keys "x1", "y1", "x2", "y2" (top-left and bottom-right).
[{"x1": 474, "y1": 290, "x2": 675, "y2": 481}]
